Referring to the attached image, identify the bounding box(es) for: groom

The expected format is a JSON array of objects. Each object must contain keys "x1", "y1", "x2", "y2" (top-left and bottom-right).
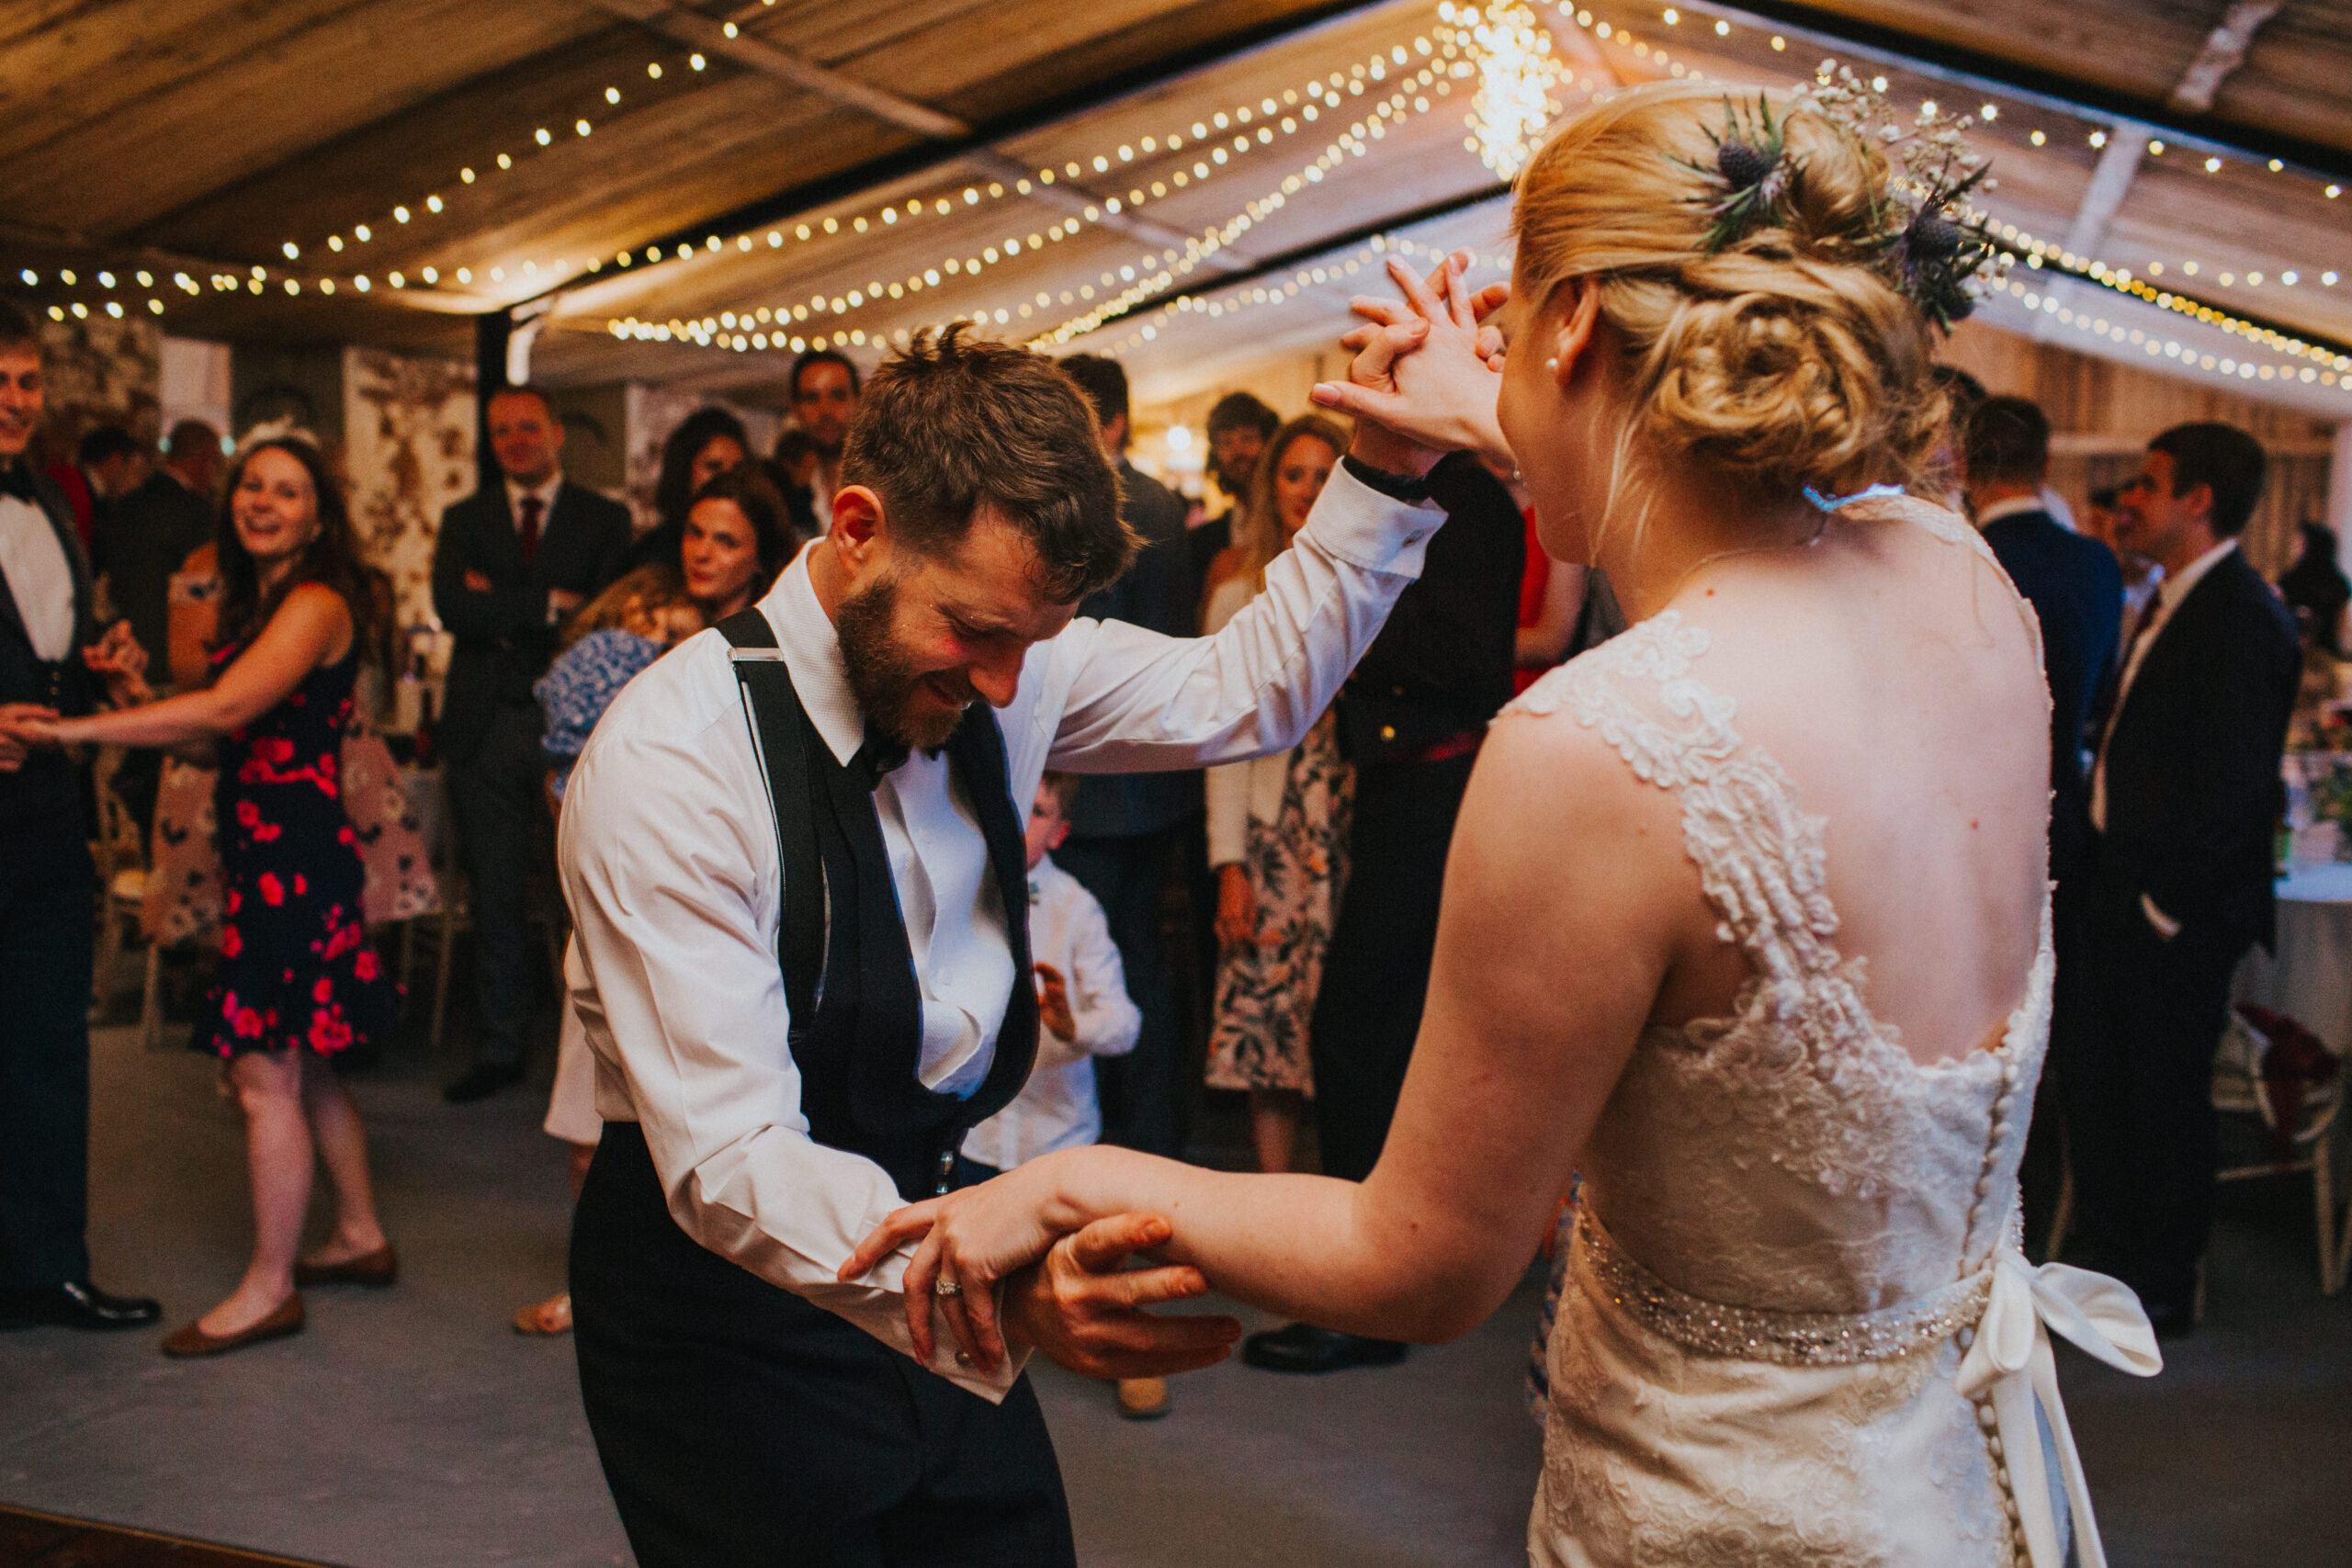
[{"x1": 557, "y1": 324, "x2": 1443, "y2": 1564}]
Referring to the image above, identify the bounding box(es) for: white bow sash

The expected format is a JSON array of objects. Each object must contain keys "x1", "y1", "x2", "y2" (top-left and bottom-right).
[{"x1": 1954, "y1": 1247, "x2": 2163, "y2": 1568}]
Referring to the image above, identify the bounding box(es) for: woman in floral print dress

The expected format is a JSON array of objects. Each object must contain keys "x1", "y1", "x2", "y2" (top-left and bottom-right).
[
  {"x1": 47, "y1": 434, "x2": 401, "y2": 1357},
  {"x1": 1203, "y1": 415, "x2": 1353, "y2": 1174}
]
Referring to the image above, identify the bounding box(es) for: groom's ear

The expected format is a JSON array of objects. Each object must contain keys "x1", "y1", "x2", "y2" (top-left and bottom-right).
[
  {"x1": 1548, "y1": 281, "x2": 1603, "y2": 390},
  {"x1": 830, "y1": 485, "x2": 888, "y2": 571}
]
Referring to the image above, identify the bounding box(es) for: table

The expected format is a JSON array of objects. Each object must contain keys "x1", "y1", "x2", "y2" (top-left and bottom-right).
[{"x1": 2234, "y1": 861, "x2": 2352, "y2": 1055}]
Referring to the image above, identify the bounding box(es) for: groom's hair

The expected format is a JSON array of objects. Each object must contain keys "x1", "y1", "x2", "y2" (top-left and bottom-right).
[{"x1": 842, "y1": 323, "x2": 1136, "y2": 603}]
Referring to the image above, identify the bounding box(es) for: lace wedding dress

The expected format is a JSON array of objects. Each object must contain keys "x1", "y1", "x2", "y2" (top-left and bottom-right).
[{"x1": 1508, "y1": 497, "x2": 2160, "y2": 1568}]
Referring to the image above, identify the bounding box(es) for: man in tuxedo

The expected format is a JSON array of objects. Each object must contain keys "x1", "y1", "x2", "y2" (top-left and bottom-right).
[
  {"x1": 0, "y1": 298, "x2": 162, "y2": 1333},
  {"x1": 1963, "y1": 397, "x2": 2121, "y2": 1252},
  {"x1": 2058, "y1": 422, "x2": 2298, "y2": 1332},
  {"x1": 432, "y1": 384, "x2": 630, "y2": 1101},
  {"x1": 1055, "y1": 355, "x2": 1201, "y2": 1157}
]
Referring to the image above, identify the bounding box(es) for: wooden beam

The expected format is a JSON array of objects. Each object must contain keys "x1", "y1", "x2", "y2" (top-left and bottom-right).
[
  {"x1": 1682, "y1": 0, "x2": 2352, "y2": 180},
  {"x1": 578, "y1": 0, "x2": 969, "y2": 140}
]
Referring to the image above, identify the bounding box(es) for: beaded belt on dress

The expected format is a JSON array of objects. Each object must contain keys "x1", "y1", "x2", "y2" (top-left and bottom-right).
[{"x1": 1573, "y1": 1206, "x2": 1993, "y2": 1367}]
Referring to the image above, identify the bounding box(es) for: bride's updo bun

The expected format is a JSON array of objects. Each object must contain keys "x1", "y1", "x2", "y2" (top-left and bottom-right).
[{"x1": 1514, "y1": 81, "x2": 1947, "y2": 498}]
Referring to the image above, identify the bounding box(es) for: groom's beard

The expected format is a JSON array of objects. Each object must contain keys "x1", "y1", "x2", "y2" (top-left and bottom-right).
[{"x1": 836, "y1": 574, "x2": 974, "y2": 751}]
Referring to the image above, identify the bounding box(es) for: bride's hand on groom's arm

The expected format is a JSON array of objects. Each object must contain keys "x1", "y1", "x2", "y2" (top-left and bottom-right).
[{"x1": 840, "y1": 1156, "x2": 1241, "y2": 1376}]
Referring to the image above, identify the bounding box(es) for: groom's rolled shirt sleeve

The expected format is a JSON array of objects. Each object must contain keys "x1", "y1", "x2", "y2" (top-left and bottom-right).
[{"x1": 558, "y1": 682, "x2": 1023, "y2": 1402}]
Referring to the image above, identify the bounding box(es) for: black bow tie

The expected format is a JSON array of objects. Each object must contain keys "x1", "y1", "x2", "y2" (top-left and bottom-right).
[
  {"x1": 0, "y1": 464, "x2": 36, "y2": 502},
  {"x1": 850, "y1": 735, "x2": 911, "y2": 790}
]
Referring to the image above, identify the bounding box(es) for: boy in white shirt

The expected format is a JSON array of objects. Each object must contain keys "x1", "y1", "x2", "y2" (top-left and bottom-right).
[{"x1": 960, "y1": 773, "x2": 1159, "y2": 1416}]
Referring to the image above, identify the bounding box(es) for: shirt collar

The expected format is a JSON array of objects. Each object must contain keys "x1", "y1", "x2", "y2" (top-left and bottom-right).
[
  {"x1": 760, "y1": 543, "x2": 868, "y2": 768},
  {"x1": 1974, "y1": 494, "x2": 2046, "y2": 525},
  {"x1": 504, "y1": 472, "x2": 563, "y2": 513},
  {"x1": 2156, "y1": 536, "x2": 2236, "y2": 614}
]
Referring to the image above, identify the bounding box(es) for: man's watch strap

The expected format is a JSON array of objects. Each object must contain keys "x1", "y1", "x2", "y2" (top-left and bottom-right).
[{"x1": 1340, "y1": 454, "x2": 1431, "y2": 503}]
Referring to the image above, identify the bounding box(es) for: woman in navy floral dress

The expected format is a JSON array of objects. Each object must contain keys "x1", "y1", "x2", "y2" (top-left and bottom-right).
[{"x1": 48, "y1": 435, "x2": 401, "y2": 1357}]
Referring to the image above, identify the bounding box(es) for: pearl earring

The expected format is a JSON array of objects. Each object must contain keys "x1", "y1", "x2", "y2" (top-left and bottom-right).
[{"x1": 1544, "y1": 357, "x2": 1559, "y2": 371}]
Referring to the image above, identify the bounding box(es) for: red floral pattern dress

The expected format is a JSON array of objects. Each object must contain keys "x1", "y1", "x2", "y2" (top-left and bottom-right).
[{"x1": 194, "y1": 638, "x2": 402, "y2": 1059}]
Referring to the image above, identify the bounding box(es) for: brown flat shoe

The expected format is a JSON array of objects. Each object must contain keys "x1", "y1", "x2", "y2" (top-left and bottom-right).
[
  {"x1": 1115, "y1": 1377, "x2": 1170, "y2": 1421},
  {"x1": 294, "y1": 1244, "x2": 397, "y2": 1287},
  {"x1": 161, "y1": 1295, "x2": 305, "y2": 1358},
  {"x1": 512, "y1": 1292, "x2": 573, "y2": 1336}
]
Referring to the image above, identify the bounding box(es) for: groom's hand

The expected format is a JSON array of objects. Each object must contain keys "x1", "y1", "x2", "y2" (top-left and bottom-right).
[{"x1": 1000, "y1": 1213, "x2": 1241, "y2": 1381}]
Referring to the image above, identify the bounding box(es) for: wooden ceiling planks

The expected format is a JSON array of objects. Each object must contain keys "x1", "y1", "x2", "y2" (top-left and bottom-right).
[{"x1": 0, "y1": 0, "x2": 600, "y2": 231}]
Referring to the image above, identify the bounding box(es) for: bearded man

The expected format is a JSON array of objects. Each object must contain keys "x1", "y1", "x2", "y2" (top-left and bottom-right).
[{"x1": 557, "y1": 323, "x2": 1445, "y2": 1565}]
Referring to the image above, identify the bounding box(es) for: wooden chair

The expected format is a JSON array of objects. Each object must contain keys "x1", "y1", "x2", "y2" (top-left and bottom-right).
[{"x1": 2213, "y1": 1008, "x2": 2346, "y2": 1294}]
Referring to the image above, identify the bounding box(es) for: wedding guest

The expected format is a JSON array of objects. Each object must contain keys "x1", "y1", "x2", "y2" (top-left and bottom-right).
[
  {"x1": 2278, "y1": 520, "x2": 2350, "y2": 658},
  {"x1": 1057, "y1": 353, "x2": 1201, "y2": 1159},
  {"x1": 433, "y1": 384, "x2": 632, "y2": 1102},
  {"x1": 1248, "y1": 448, "x2": 1523, "y2": 1375},
  {"x1": 0, "y1": 297, "x2": 162, "y2": 1336},
  {"x1": 959, "y1": 773, "x2": 1150, "y2": 1415},
  {"x1": 788, "y1": 347, "x2": 860, "y2": 529},
  {"x1": 40, "y1": 434, "x2": 403, "y2": 1357},
  {"x1": 1190, "y1": 390, "x2": 1280, "y2": 601},
  {"x1": 102, "y1": 421, "x2": 222, "y2": 679},
  {"x1": 98, "y1": 421, "x2": 225, "y2": 831},
  {"x1": 1203, "y1": 415, "x2": 1352, "y2": 1177},
  {"x1": 62, "y1": 423, "x2": 147, "y2": 561},
  {"x1": 1962, "y1": 396, "x2": 2121, "y2": 1252},
  {"x1": 2081, "y1": 482, "x2": 2162, "y2": 644},
  {"x1": 2061, "y1": 423, "x2": 2299, "y2": 1333},
  {"x1": 622, "y1": 405, "x2": 747, "y2": 574},
  {"x1": 767, "y1": 423, "x2": 822, "y2": 538}
]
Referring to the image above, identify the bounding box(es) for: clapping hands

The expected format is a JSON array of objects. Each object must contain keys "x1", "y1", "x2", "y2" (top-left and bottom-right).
[{"x1": 1312, "y1": 250, "x2": 1513, "y2": 476}]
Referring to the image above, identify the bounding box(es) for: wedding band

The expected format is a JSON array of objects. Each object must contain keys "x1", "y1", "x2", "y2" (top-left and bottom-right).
[{"x1": 934, "y1": 1279, "x2": 963, "y2": 1299}]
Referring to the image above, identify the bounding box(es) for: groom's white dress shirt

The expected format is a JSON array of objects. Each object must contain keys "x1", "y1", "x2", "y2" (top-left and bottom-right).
[{"x1": 559, "y1": 465, "x2": 1436, "y2": 1397}]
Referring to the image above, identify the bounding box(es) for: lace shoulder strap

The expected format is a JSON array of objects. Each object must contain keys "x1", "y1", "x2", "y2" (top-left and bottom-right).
[{"x1": 1503, "y1": 614, "x2": 1844, "y2": 979}]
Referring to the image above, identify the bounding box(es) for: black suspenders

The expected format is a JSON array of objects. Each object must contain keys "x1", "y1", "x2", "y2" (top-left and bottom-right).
[{"x1": 718, "y1": 609, "x2": 827, "y2": 1027}]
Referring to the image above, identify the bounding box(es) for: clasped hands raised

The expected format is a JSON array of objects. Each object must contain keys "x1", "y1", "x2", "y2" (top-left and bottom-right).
[
  {"x1": 0, "y1": 619, "x2": 147, "y2": 771},
  {"x1": 838, "y1": 252, "x2": 1511, "y2": 1382}
]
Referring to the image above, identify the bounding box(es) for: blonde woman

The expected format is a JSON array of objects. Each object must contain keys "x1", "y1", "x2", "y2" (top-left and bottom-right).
[
  {"x1": 1201, "y1": 415, "x2": 1352, "y2": 1174},
  {"x1": 854, "y1": 81, "x2": 2160, "y2": 1566}
]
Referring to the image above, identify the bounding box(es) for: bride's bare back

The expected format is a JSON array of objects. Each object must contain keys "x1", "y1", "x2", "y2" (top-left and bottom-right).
[{"x1": 1634, "y1": 499, "x2": 2051, "y2": 1069}]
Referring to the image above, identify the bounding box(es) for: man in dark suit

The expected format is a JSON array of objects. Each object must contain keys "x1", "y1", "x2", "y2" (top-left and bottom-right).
[
  {"x1": 96, "y1": 420, "x2": 222, "y2": 830},
  {"x1": 1249, "y1": 452, "x2": 1524, "y2": 1374},
  {"x1": 0, "y1": 298, "x2": 162, "y2": 1332},
  {"x1": 100, "y1": 420, "x2": 222, "y2": 681},
  {"x1": 433, "y1": 384, "x2": 631, "y2": 1101},
  {"x1": 2058, "y1": 422, "x2": 2299, "y2": 1333},
  {"x1": 1056, "y1": 355, "x2": 1198, "y2": 1158},
  {"x1": 1963, "y1": 398, "x2": 2122, "y2": 1253}
]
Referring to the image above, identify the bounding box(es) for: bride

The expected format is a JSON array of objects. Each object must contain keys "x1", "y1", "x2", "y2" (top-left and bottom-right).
[{"x1": 848, "y1": 79, "x2": 2158, "y2": 1566}]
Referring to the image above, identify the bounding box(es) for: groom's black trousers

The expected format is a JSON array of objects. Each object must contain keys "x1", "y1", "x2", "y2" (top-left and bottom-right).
[{"x1": 571, "y1": 1122, "x2": 1074, "y2": 1568}]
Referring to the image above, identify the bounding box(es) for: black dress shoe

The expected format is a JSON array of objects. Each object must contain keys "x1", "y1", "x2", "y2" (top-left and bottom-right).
[
  {"x1": 1241, "y1": 1322, "x2": 1407, "y2": 1373},
  {"x1": 0, "y1": 1280, "x2": 164, "y2": 1331},
  {"x1": 443, "y1": 1060, "x2": 526, "y2": 1104}
]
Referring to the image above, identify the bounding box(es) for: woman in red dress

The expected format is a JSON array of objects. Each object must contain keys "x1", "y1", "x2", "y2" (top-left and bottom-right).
[{"x1": 45, "y1": 435, "x2": 401, "y2": 1357}]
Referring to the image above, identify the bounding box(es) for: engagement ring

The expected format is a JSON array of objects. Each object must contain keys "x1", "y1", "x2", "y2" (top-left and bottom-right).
[{"x1": 934, "y1": 1279, "x2": 964, "y2": 1299}]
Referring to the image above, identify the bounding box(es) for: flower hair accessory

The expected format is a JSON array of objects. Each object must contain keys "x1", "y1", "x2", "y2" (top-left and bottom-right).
[{"x1": 1678, "y1": 65, "x2": 2006, "y2": 332}]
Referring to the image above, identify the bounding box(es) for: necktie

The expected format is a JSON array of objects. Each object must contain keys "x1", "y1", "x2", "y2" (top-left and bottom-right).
[
  {"x1": 0, "y1": 463, "x2": 36, "y2": 502},
  {"x1": 517, "y1": 494, "x2": 544, "y2": 564}
]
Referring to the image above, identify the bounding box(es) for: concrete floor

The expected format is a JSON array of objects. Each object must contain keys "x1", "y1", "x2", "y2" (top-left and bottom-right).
[{"x1": 2, "y1": 1016, "x2": 2346, "y2": 1566}]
